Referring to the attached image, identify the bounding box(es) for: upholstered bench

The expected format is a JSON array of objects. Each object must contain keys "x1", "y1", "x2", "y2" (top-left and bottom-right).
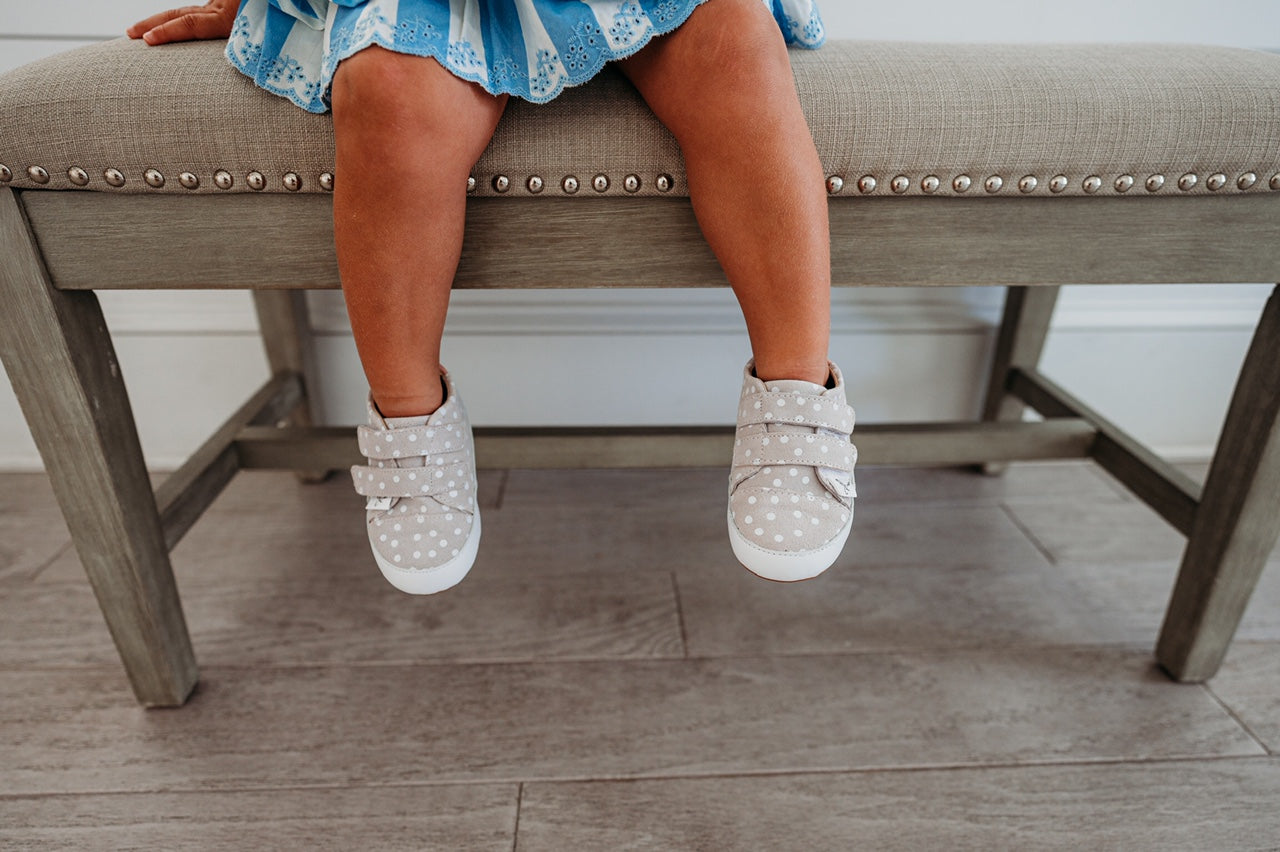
[{"x1": 2, "y1": 38, "x2": 1278, "y2": 706}]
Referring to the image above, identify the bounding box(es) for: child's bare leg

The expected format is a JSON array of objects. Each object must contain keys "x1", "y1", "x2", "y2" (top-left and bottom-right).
[
  {"x1": 618, "y1": 0, "x2": 830, "y2": 385},
  {"x1": 331, "y1": 46, "x2": 508, "y2": 417}
]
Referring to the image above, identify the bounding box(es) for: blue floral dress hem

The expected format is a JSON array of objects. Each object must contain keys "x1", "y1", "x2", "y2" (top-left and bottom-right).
[{"x1": 226, "y1": 0, "x2": 825, "y2": 114}]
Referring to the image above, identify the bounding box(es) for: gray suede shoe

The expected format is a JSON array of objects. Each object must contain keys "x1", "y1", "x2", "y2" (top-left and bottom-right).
[
  {"x1": 350, "y1": 369, "x2": 480, "y2": 594},
  {"x1": 728, "y1": 359, "x2": 857, "y2": 582}
]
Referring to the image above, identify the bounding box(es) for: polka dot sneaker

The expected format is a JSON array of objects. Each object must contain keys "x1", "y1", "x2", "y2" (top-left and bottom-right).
[
  {"x1": 350, "y1": 369, "x2": 480, "y2": 595},
  {"x1": 727, "y1": 359, "x2": 857, "y2": 582}
]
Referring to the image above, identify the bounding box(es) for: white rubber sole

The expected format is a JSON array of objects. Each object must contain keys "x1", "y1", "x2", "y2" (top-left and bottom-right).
[
  {"x1": 372, "y1": 512, "x2": 481, "y2": 595},
  {"x1": 727, "y1": 506, "x2": 853, "y2": 583}
]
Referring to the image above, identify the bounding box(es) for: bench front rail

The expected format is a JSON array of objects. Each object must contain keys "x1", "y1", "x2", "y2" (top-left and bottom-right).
[{"x1": 2, "y1": 186, "x2": 1279, "y2": 707}]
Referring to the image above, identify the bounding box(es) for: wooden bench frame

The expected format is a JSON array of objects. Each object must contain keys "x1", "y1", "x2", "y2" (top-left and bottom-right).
[{"x1": 2, "y1": 186, "x2": 1279, "y2": 706}]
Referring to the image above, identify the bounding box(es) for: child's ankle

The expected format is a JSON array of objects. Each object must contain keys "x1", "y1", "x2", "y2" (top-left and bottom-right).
[{"x1": 373, "y1": 387, "x2": 444, "y2": 419}]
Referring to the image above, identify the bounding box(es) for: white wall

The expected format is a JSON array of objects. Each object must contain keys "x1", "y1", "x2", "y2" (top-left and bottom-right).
[{"x1": 1, "y1": 0, "x2": 1277, "y2": 469}]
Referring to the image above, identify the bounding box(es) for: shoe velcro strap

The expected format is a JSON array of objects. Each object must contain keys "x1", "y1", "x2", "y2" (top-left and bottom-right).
[
  {"x1": 732, "y1": 431, "x2": 857, "y2": 472},
  {"x1": 357, "y1": 423, "x2": 467, "y2": 461},
  {"x1": 351, "y1": 457, "x2": 468, "y2": 499},
  {"x1": 736, "y1": 391, "x2": 855, "y2": 435}
]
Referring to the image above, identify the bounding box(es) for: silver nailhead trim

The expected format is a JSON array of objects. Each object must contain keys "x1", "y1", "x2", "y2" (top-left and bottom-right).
[
  {"x1": 28, "y1": 166, "x2": 50, "y2": 184},
  {"x1": 1018, "y1": 175, "x2": 1037, "y2": 193},
  {"x1": 624, "y1": 174, "x2": 641, "y2": 193},
  {"x1": 921, "y1": 175, "x2": 940, "y2": 193},
  {"x1": 0, "y1": 164, "x2": 11, "y2": 182},
  {"x1": 67, "y1": 167, "x2": 89, "y2": 186},
  {"x1": 1271, "y1": 173, "x2": 1280, "y2": 191},
  {"x1": 825, "y1": 175, "x2": 844, "y2": 194},
  {"x1": 1049, "y1": 175, "x2": 1068, "y2": 193},
  {"x1": 857, "y1": 175, "x2": 876, "y2": 194},
  {"x1": 246, "y1": 171, "x2": 266, "y2": 191},
  {"x1": 562, "y1": 175, "x2": 580, "y2": 194},
  {"x1": 144, "y1": 168, "x2": 164, "y2": 188},
  {"x1": 1178, "y1": 173, "x2": 1198, "y2": 191},
  {"x1": 952, "y1": 174, "x2": 972, "y2": 193},
  {"x1": 592, "y1": 174, "x2": 610, "y2": 192},
  {"x1": 527, "y1": 175, "x2": 544, "y2": 193},
  {"x1": 214, "y1": 170, "x2": 234, "y2": 190},
  {"x1": 1146, "y1": 174, "x2": 1165, "y2": 192},
  {"x1": 179, "y1": 172, "x2": 199, "y2": 190},
  {"x1": 1114, "y1": 174, "x2": 1134, "y2": 193},
  {"x1": 984, "y1": 175, "x2": 1003, "y2": 193},
  {"x1": 282, "y1": 172, "x2": 301, "y2": 191},
  {"x1": 890, "y1": 175, "x2": 910, "y2": 193},
  {"x1": 1205, "y1": 172, "x2": 1226, "y2": 191},
  {"x1": 1082, "y1": 175, "x2": 1102, "y2": 194},
  {"x1": 104, "y1": 168, "x2": 125, "y2": 187},
  {"x1": 656, "y1": 174, "x2": 673, "y2": 192},
  {"x1": 1237, "y1": 172, "x2": 1257, "y2": 190},
  {"x1": 319, "y1": 172, "x2": 335, "y2": 191},
  {"x1": 492, "y1": 174, "x2": 510, "y2": 193}
]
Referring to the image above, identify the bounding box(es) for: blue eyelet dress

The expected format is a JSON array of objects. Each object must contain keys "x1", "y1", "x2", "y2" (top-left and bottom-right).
[{"x1": 227, "y1": 0, "x2": 824, "y2": 113}]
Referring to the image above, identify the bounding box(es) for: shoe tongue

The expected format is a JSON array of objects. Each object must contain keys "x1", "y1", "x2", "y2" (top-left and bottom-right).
[{"x1": 764, "y1": 378, "x2": 827, "y2": 396}]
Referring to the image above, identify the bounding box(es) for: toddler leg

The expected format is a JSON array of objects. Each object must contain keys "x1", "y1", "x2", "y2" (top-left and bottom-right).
[
  {"x1": 618, "y1": 0, "x2": 831, "y2": 385},
  {"x1": 331, "y1": 46, "x2": 508, "y2": 417}
]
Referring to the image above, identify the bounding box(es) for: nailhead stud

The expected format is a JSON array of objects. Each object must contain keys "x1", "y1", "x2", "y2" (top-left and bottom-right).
[
  {"x1": 179, "y1": 172, "x2": 200, "y2": 190},
  {"x1": 921, "y1": 175, "x2": 940, "y2": 194},
  {"x1": 319, "y1": 172, "x2": 335, "y2": 191},
  {"x1": 1271, "y1": 173, "x2": 1280, "y2": 191},
  {"x1": 466, "y1": 176, "x2": 476, "y2": 193},
  {"x1": 592, "y1": 174, "x2": 610, "y2": 192},
  {"x1": 952, "y1": 174, "x2": 972, "y2": 193},
  {"x1": 282, "y1": 172, "x2": 302, "y2": 191},
  {"x1": 1237, "y1": 172, "x2": 1257, "y2": 190},
  {"x1": 247, "y1": 171, "x2": 266, "y2": 191},
  {"x1": 562, "y1": 175, "x2": 580, "y2": 194},
  {"x1": 1018, "y1": 175, "x2": 1038, "y2": 193},
  {"x1": 1178, "y1": 173, "x2": 1198, "y2": 191},
  {"x1": 1146, "y1": 174, "x2": 1165, "y2": 192},
  {"x1": 1113, "y1": 175, "x2": 1134, "y2": 193},
  {"x1": 527, "y1": 175, "x2": 544, "y2": 193},
  {"x1": 0, "y1": 164, "x2": 11, "y2": 182},
  {"x1": 984, "y1": 175, "x2": 1003, "y2": 193},
  {"x1": 492, "y1": 174, "x2": 510, "y2": 193},
  {"x1": 655, "y1": 174, "x2": 673, "y2": 192},
  {"x1": 624, "y1": 174, "x2": 641, "y2": 193},
  {"x1": 826, "y1": 175, "x2": 844, "y2": 194},
  {"x1": 214, "y1": 169, "x2": 234, "y2": 190},
  {"x1": 1205, "y1": 172, "x2": 1226, "y2": 191},
  {"x1": 1049, "y1": 175, "x2": 1069, "y2": 193},
  {"x1": 857, "y1": 175, "x2": 877, "y2": 194},
  {"x1": 144, "y1": 168, "x2": 165, "y2": 188},
  {"x1": 28, "y1": 166, "x2": 51, "y2": 184},
  {"x1": 890, "y1": 175, "x2": 910, "y2": 193},
  {"x1": 104, "y1": 168, "x2": 126, "y2": 187},
  {"x1": 67, "y1": 167, "x2": 89, "y2": 186},
  {"x1": 1082, "y1": 175, "x2": 1102, "y2": 194}
]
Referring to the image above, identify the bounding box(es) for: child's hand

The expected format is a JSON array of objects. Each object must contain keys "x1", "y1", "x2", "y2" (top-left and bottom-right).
[{"x1": 127, "y1": 1, "x2": 239, "y2": 45}]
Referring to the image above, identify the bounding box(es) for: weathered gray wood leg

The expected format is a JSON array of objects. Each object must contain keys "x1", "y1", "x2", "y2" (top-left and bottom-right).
[
  {"x1": 1157, "y1": 283, "x2": 1280, "y2": 682},
  {"x1": 978, "y1": 285, "x2": 1061, "y2": 474},
  {"x1": 251, "y1": 290, "x2": 330, "y2": 481},
  {"x1": 0, "y1": 189, "x2": 196, "y2": 706}
]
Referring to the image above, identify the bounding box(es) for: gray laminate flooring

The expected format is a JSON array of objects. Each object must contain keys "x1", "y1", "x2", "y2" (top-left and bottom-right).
[{"x1": 2, "y1": 463, "x2": 1279, "y2": 850}]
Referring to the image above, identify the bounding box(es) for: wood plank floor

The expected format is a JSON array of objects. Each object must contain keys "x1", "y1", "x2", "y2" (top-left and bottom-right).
[{"x1": 2, "y1": 463, "x2": 1279, "y2": 850}]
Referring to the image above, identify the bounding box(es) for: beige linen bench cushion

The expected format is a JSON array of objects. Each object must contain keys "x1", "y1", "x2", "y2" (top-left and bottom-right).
[{"x1": 1, "y1": 38, "x2": 1279, "y2": 707}]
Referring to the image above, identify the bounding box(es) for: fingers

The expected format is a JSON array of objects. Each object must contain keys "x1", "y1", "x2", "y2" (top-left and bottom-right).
[{"x1": 127, "y1": 6, "x2": 234, "y2": 45}]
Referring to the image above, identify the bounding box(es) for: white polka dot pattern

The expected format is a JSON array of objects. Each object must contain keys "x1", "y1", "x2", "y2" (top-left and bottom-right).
[
  {"x1": 728, "y1": 359, "x2": 857, "y2": 557},
  {"x1": 350, "y1": 370, "x2": 479, "y2": 576}
]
